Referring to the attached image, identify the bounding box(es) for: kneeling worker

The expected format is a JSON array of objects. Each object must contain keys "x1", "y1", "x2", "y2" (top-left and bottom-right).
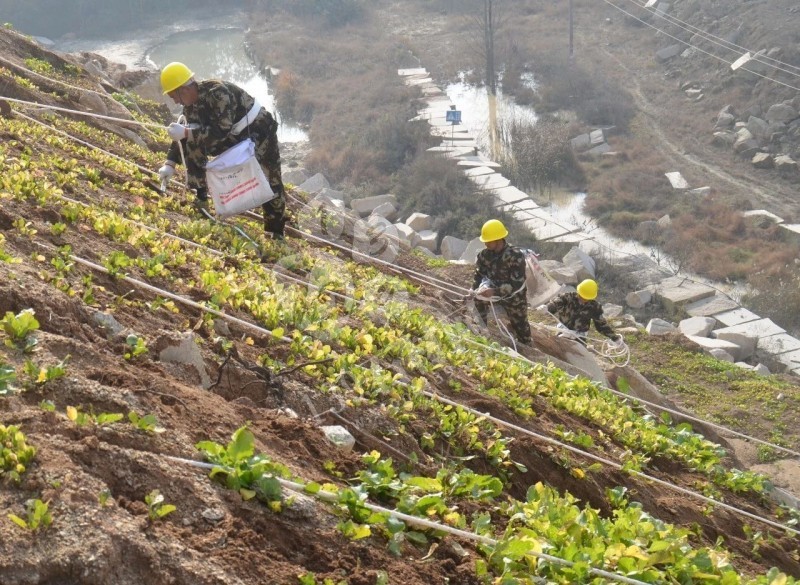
[
  {"x1": 156, "y1": 62, "x2": 288, "y2": 239},
  {"x1": 472, "y1": 219, "x2": 532, "y2": 346},
  {"x1": 544, "y1": 279, "x2": 620, "y2": 344}
]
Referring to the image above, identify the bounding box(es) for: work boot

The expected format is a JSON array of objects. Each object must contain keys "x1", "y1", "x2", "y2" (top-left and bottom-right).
[
  {"x1": 193, "y1": 198, "x2": 210, "y2": 215},
  {"x1": 264, "y1": 216, "x2": 286, "y2": 240}
]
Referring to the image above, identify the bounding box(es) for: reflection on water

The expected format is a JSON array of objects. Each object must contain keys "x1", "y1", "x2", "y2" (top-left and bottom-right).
[
  {"x1": 445, "y1": 74, "x2": 537, "y2": 155},
  {"x1": 147, "y1": 28, "x2": 306, "y2": 143},
  {"x1": 544, "y1": 190, "x2": 649, "y2": 258}
]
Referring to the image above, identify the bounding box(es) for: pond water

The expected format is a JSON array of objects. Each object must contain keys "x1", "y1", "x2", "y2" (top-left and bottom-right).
[
  {"x1": 445, "y1": 78, "x2": 648, "y2": 258},
  {"x1": 146, "y1": 28, "x2": 306, "y2": 143},
  {"x1": 55, "y1": 23, "x2": 306, "y2": 143}
]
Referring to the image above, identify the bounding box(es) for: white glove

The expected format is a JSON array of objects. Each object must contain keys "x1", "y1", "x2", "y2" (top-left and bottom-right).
[
  {"x1": 157, "y1": 163, "x2": 175, "y2": 182},
  {"x1": 536, "y1": 304, "x2": 549, "y2": 311},
  {"x1": 167, "y1": 122, "x2": 188, "y2": 141}
]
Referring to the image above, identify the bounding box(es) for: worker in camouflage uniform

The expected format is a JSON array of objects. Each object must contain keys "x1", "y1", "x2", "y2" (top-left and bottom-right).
[
  {"x1": 543, "y1": 279, "x2": 620, "y2": 344},
  {"x1": 472, "y1": 219, "x2": 532, "y2": 345},
  {"x1": 157, "y1": 62, "x2": 287, "y2": 239}
]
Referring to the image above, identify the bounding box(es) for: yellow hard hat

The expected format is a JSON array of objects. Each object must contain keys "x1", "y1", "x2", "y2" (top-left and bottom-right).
[
  {"x1": 577, "y1": 279, "x2": 598, "y2": 300},
  {"x1": 480, "y1": 219, "x2": 508, "y2": 243},
  {"x1": 160, "y1": 62, "x2": 194, "y2": 94}
]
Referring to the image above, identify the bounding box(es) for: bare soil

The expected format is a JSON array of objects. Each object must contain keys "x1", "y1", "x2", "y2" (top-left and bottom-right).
[{"x1": 2, "y1": 8, "x2": 800, "y2": 585}]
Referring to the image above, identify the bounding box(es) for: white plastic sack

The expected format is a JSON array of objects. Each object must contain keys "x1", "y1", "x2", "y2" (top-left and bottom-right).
[
  {"x1": 524, "y1": 250, "x2": 561, "y2": 307},
  {"x1": 205, "y1": 139, "x2": 275, "y2": 218}
]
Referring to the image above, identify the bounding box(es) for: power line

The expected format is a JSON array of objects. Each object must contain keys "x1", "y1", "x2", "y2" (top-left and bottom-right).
[
  {"x1": 599, "y1": 0, "x2": 800, "y2": 93},
  {"x1": 623, "y1": 0, "x2": 800, "y2": 77}
]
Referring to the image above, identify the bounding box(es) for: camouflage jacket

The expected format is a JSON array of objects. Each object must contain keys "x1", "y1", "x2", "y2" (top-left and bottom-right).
[
  {"x1": 472, "y1": 243, "x2": 527, "y2": 299},
  {"x1": 167, "y1": 80, "x2": 280, "y2": 189},
  {"x1": 546, "y1": 292, "x2": 618, "y2": 339}
]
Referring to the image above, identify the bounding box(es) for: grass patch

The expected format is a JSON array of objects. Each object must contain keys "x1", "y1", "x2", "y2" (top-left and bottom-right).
[{"x1": 627, "y1": 332, "x2": 800, "y2": 450}]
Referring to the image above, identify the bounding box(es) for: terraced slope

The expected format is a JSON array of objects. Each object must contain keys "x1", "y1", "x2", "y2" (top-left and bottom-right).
[{"x1": 0, "y1": 27, "x2": 798, "y2": 585}]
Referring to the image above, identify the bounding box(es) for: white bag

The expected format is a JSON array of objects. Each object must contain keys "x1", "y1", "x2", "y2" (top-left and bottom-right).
[
  {"x1": 205, "y1": 139, "x2": 275, "y2": 218},
  {"x1": 523, "y1": 249, "x2": 562, "y2": 307}
]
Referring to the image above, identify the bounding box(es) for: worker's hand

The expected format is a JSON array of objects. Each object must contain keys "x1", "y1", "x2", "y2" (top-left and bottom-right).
[
  {"x1": 167, "y1": 122, "x2": 188, "y2": 141},
  {"x1": 476, "y1": 287, "x2": 495, "y2": 299},
  {"x1": 157, "y1": 163, "x2": 175, "y2": 182},
  {"x1": 536, "y1": 304, "x2": 549, "y2": 312}
]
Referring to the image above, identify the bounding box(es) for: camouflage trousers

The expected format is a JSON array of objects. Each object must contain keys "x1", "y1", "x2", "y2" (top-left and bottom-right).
[
  {"x1": 475, "y1": 295, "x2": 532, "y2": 345},
  {"x1": 185, "y1": 114, "x2": 286, "y2": 234}
]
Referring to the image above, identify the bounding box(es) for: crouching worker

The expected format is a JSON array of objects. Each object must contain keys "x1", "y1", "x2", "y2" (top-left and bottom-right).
[
  {"x1": 472, "y1": 219, "x2": 532, "y2": 346},
  {"x1": 543, "y1": 279, "x2": 620, "y2": 345},
  {"x1": 156, "y1": 61, "x2": 288, "y2": 239}
]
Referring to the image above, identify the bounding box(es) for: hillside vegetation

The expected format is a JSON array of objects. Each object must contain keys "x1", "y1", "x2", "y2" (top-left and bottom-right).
[{"x1": 0, "y1": 18, "x2": 799, "y2": 585}]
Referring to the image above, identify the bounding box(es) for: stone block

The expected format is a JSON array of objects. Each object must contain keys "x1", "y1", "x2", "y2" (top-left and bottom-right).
[
  {"x1": 298, "y1": 173, "x2": 331, "y2": 195},
  {"x1": 417, "y1": 230, "x2": 438, "y2": 252},
  {"x1": 370, "y1": 202, "x2": 398, "y2": 222},
  {"x1": 320, "y1": 425, "x2": 355, "y2": 451},
  {"x1": 626, "y1": 289, "x2": 652, "y2": 309},
  {"x1": 460, "y1": 237, "x2": 484, "y2": 264},
  {"x1": 713, "y1": 319, "x2": 785, "y2": 340},
  {"x1": 562, "y1": 247, "x2": 596, "y2": 280},
  {"x1": 405, "y1": 212, "x2": 432, "y2": 232},
  {"x1": 646, "y1": 318, "x2": 676, "y2": 335},
  {"x1": 684, "y1": 294, "x2": 739, "y2": 317},
  {"x1": 351, "y1": 194, "x2": 398, "y2": 217},
  {"x1": 650, "y1": 276, "x2": 716, "y2": 312},
  {"x1": 712, "y1": 331, "x2": 757, "y2": 361},
  {"x1": 392, "y1": 223, "x2": 421, "y2": 249},
  {"x1": 678, "y1": 316, "x2": 716, "y2": 337},
  {"x1": 708, "y1": 348, "x2": 734, "y2": 362},
  {"x1": 441, "y1": 235, "x2": 468, "y2": 261},
  {"x1": 713, "y1": 308, "x2": 760, "y2": 327},
  {"x1": 283, "y1": 168, "x2": 311, "y2": 186}
]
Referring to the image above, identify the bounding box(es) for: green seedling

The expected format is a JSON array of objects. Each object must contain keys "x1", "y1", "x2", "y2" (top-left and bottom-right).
[
  {"x1": 128, "y1": 411, "x2": 165, "y2": 434},
  {"x1": 0, "y1": 233, "x2": 20, "y2": 264},
  {"x1": 0, "y1": 360, "x2": 16, "y2": 395},
  {"x1": 124, "y1": 334, "x2": 148, "y2": 360},
  {"x1": 8, "y1": 499, "x2": 51, "y2": 532},
  {"x1": 95, "y1": 413, "x2": 124, "y2": 426},
  {"x1": 24, "y1": 58, "x2": 53, "y2": 75},
  {"x1": 144, "y1": 489, "x2": 176, "y2": 521},
  {"x1": 24, "y1": 355, "x2": 69, "y2": 386},
  {"x1": 12, "y1": 218, "x2": 37, "y2": 237},
  {"x1": 49, "y1": 222, "x2": 67, "y2": 236},
  {"x1": 0, "y1": 425, "x2": 36, "y2": 481},
  {"x1": 66, "y1": 406, "x2": 92, "y2": 427},
  {"x1": 2, "y1": 309, "x2": 40, "y2": 353},
  {"x1": 98, "y1": 489, "x2": 112, "y2": 507},
  {"x1": 103, "y1": 250, "x2": 132, "y2": 278}
]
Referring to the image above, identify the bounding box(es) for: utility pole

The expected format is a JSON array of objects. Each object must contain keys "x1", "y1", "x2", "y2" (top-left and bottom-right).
[{"x1": 569, "y1": 0, "x2": 574, "y2": 59}]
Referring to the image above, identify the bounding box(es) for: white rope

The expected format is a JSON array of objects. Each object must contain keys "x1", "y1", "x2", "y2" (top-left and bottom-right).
[
  {"x1": 1, "y1": 95, "x2": 165, "y2": 129},
  {"x1": 424, "y1": 392, "x2": 800, "y2": 536},
  {"x1": 162, "y1": 455, "x2": 653, "y2": 585},
  {"x1": 0, "y1": 55, "x2": 134, "y2": 105},
  {"x1": 25, "y1": 238, "x2": 797, "y2": 535},
  {"x1": 537, "y1": 309, "x2": 631, "y2": 367},
  {"x1": 9, "y1": 115, "x2": 799, "y2": 520},
  {"x1": 15, "y1": 110, "x2": 164, "y2": 180},
  {"x1": 252, "y1": 194, "x2": 800, "y2": 460}
]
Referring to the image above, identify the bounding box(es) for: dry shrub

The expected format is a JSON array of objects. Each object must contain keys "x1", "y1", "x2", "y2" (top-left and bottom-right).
[
  {"x1": 533, "y1": 53, "x2": 635, "y2": 130},
  {"x1": 498, "y1": 115, "x2": 586, "y2": 195},
  {"x1": 746, "y1": 264, "x2": 800, "y2": 337},
  {"x1": 273, "y1": 69, "x2": 314, "y2": 124}
]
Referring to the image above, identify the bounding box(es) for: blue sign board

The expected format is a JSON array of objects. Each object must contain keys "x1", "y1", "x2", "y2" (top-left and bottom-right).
[{"x1": 446, "y1": 110, "x2": 461, "y2": 124}]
